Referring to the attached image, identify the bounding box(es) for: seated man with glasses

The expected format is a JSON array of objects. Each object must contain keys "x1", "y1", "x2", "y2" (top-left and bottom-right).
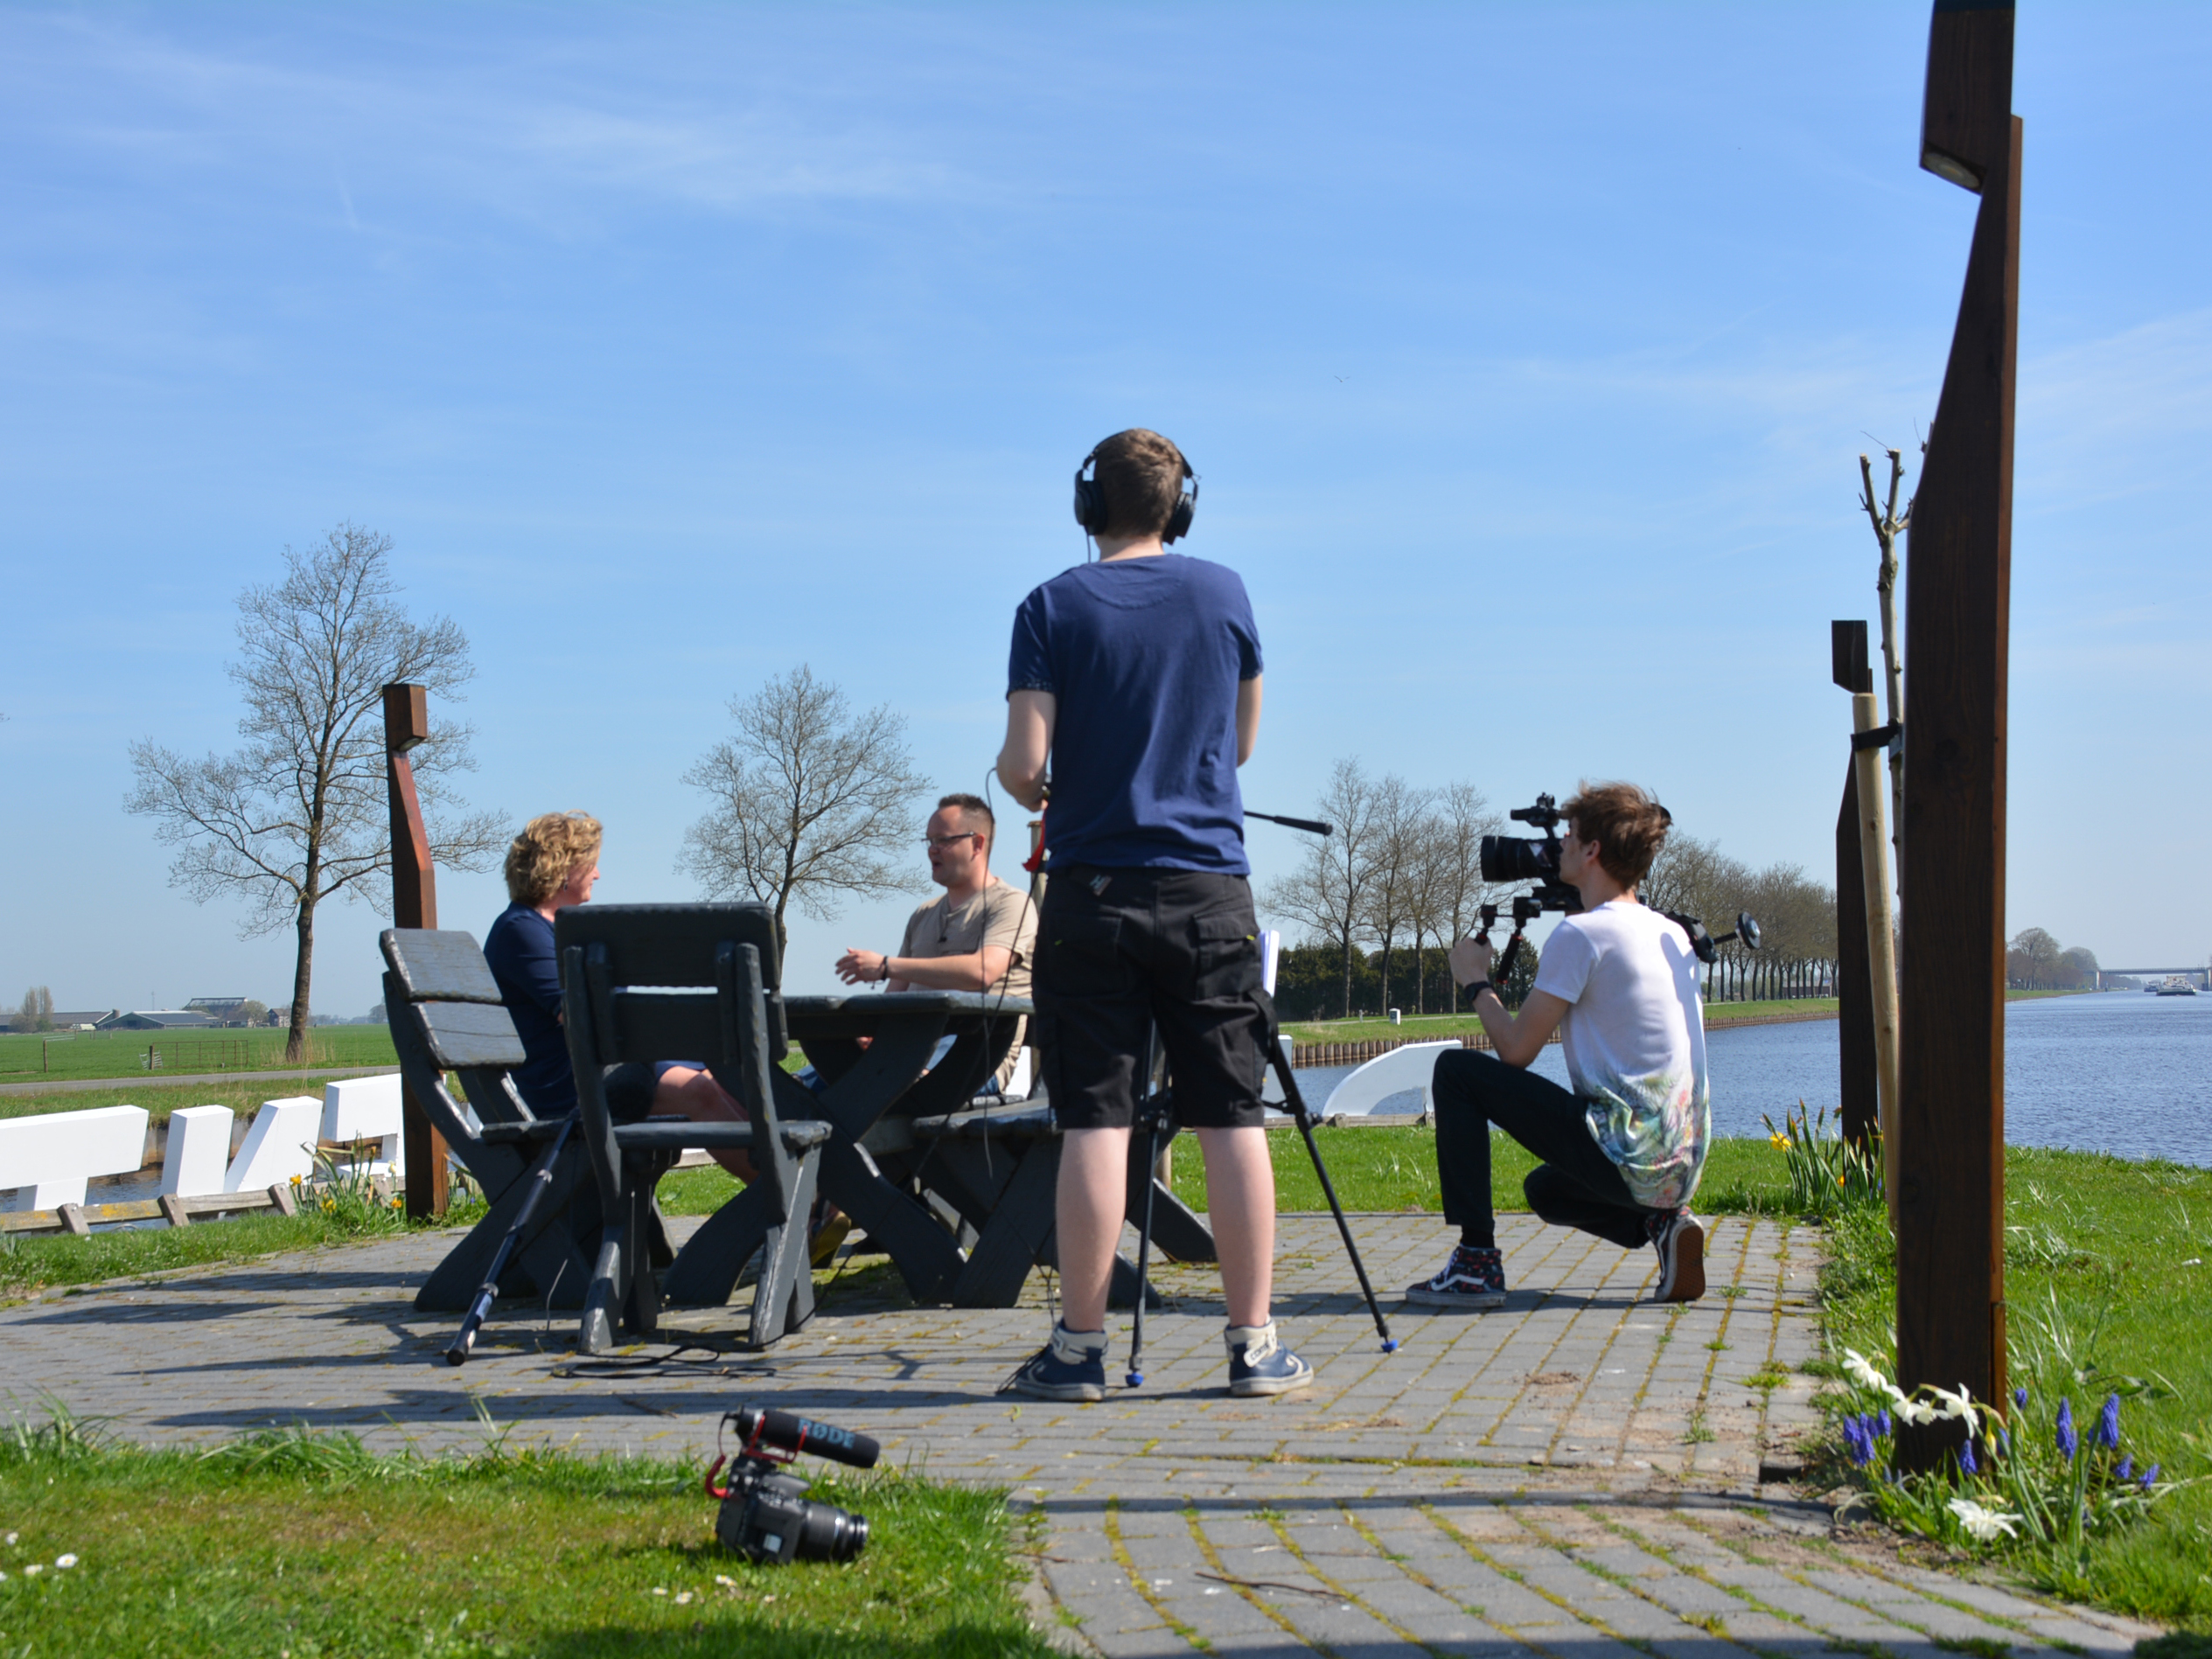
[{"x1": 834, "y1": 792, "x2": 1038, "y2": 1095}]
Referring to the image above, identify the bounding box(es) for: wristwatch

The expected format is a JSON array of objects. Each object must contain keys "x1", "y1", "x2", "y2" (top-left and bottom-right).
[{"x1": 1463, "y1": 979, "x2": 1497, "y2": 1001}]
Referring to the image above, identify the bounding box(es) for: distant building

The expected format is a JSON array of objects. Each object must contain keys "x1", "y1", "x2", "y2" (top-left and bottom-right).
[
  {"x1": 93, "y1": 1009, "x2": 220, "y2": 1031},
  {"x1": 50, "y1": 1010, "x2": 113, "y2": 1031},
  {"x1": 185, "y1": 996, "x2": 251, "y2": 1023}
]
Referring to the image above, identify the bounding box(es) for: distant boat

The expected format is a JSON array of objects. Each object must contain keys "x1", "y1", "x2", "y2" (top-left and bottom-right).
[{"x1": 2156, "y1": 976, "x2": 2198, "y2": 997}]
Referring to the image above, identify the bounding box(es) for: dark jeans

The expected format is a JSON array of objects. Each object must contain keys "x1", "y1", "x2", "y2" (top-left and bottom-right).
[{"x1": 1433, "y1": 1047, "x2": 1664, "y2": 1251}]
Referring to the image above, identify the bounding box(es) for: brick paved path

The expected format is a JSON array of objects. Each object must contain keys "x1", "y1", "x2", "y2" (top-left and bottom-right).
[{"x1": 0, "y1": 1212, "x2": 2159, "y2": 1656}]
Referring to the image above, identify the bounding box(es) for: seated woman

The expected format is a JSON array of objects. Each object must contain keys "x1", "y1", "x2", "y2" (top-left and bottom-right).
[{"x1": 482, "y1": 811, "x2": 755, "y2": 1176}]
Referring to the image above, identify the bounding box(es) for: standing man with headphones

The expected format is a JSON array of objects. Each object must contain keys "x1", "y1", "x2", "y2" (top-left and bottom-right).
[{"x1": 994, "y1": 427, "x2": 1312, "y2": 1401}]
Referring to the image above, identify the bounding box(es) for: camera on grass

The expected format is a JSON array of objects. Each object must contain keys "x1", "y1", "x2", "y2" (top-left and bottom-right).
[{"x1": 706, "y1": 1406, "x2": 876, "y2": 1565}]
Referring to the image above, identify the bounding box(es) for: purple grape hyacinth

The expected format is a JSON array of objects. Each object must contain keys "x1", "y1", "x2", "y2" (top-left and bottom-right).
[
  {"x1": 2097, "y1": 1394, "x2": 2121, "y2": 1450},
  {"x1": 2116, "y1": 1455, "x2": 2134, "y2": 1482},
  {"x1": 2013, "y1": 1384, "x2": 2029, "y2": 1411},
  {"x1": 2055, "y1": 1398, "x2": 2077, "y2": 1462},
  {"x1": 1843, "y1": 1415, "x2": 1875, "y2": 1467},
  {"x1": 1959, "y1": 1436, "x2": 1978, "y2": 1475},
  {"x1": 2140, "y1": 1464, "x2": 2160, "y2": 1490}
]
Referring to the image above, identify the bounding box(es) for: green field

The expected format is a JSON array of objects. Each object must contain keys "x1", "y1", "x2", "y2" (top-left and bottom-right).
[
  {"x1": 0, "y1": 1076, "x2": 401, "y2": 1128},
  {"x1": 0, "y1": 1023, "x2": 398, "y2": 1083},
  {"x1": 0, "y1": 1419, "x2": 1053, "y2": 1658},
  {"x1": 1282, "y1": 986, "x2": 2089, "y2": 1047}
]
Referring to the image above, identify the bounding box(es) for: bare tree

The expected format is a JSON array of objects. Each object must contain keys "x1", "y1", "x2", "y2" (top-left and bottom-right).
[
  {"x1": 13, "y1": 986, "x2": 53, "y2": 1033},
  {"x1": 1358, "y1": 776, "x2": 1427, "y2": 1014},
  {"x1": 677, "y1": 666, "x2": 931, "y2": 946},
  {"x1": 127, "y1": 525, "x2": 502, "y2": 1062},
  {"x1": 1260, "y1": 757, "x2": 1383, "y2": 1019},
  {"x1": 1429, "y1": 782, "x2": 1500, "y2": 1012},
  {"x1": 1858, "y1": 446, "x2": 1914, "y2": 891}
]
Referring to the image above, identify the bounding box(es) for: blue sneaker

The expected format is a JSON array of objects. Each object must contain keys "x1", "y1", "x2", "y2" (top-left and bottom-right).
[
  {"x1": 1000, "y1": 1321, "x2": 1108, "y2": 1402},
  {"x1": 1405, "y1": 1243, "x2": 1507, "y2": 1308},
  {"x1": 1226, "y1": 1321, "x2": 1313, "y2": 1398}
]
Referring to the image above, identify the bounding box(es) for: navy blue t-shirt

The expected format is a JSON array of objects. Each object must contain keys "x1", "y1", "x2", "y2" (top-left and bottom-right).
[
  {"x1": 1008, "y1": 554, "x2": 1262, "y2": 873},
  {"x1": 481, "y1": 903, "x2": 576, "y2": 1116}
]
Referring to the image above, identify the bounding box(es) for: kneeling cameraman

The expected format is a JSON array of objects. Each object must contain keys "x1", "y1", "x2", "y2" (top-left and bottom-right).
[{"x1": 1411, "y1": 783, "x2": 1709, "y2": 1308}]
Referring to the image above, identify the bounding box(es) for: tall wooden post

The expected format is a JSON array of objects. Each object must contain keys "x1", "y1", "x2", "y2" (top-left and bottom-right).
[
  {"x1": 384, "y1": 682, "x2": 450, "y2": 1218},
  {"x1": 1835, "y1": 764, "x2": 1878, "y2": 1147},
  {"x1": 1896, "y1": 0, "x2": 2018, "y2": 1461}
]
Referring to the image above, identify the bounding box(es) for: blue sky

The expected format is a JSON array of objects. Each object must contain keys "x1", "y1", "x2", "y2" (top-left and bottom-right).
[{"x1": 3, "y1": 3, "x2": 2207, "y2": 1018}]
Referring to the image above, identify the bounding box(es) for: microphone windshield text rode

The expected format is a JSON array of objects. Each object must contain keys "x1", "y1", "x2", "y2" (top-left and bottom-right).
[
  {"x1": 706, "y1": 1407, "x2": 879, "y2": 1565},
  {"x1": 729, "y1": 1407, "x2": 881, "y2": 1470}
]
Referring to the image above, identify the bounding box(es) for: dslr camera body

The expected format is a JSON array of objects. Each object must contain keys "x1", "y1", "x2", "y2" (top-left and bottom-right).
[{"x1": 707, "y1": 1407, "x2": 876, "y2": 1565}]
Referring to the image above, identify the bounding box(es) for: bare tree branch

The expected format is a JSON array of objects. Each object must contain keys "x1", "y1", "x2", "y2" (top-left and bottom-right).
[
  {"x1": 125, "y1": 523, "x2": 499, "y2": 1059},
  {"x1": 676, "y1": 666, "x2": 931, "y2": 944}
]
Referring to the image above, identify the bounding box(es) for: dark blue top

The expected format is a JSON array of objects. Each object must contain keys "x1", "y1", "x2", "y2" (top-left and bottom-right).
[
  {"x1": 1008, "y1": 554, "x2": 1261, "y2": 874},
  {"x1": 481, "y1": 903, "x2": 575, "y2": 1116}
]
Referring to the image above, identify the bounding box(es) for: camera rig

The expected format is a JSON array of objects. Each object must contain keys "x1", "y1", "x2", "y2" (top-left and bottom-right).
[
  {"x1": 704, "y1": 1407, "x2": 877, "y2": 1565},
  {"x1": 1476, "y1": 793, "x2": 1762, "y2": 984}
]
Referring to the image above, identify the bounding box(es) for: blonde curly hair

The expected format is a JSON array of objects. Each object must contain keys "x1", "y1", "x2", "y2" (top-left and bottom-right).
[{"x1": 504, "y1": 812, "x2": 603, "y2": 906}]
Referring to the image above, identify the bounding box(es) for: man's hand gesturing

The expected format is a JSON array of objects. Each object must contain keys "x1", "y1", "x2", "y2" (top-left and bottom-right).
[{"x1": 835, "y1": 947, "x2": 890, "y2": 986}]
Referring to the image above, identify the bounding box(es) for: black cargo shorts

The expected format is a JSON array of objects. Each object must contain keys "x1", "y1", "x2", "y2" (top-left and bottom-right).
[{"x1": 1032, "y1": 866, "x2": 1269, "y2": 1132}]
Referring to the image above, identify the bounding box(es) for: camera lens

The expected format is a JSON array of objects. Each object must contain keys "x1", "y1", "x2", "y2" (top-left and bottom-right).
[
  {"x1": 1479, "y1": 834, "x2": 1557, "y2": 884},
  {"x1": 794, "y1": 1500, "x2": 869, "y2": 1563}
]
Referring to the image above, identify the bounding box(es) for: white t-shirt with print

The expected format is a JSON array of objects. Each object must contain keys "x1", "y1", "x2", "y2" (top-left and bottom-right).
[{"x1": 1531, "y1": 898, "x2": 1710, "y2": 1210}]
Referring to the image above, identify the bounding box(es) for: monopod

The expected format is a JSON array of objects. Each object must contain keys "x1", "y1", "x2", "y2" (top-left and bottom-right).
[{"x1": 445, "y1": 1115, "x2": 575, "y2": 1367}]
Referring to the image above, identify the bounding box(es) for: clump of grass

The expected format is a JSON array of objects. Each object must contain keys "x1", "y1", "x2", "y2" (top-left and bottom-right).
[
  {"x1": 0, "y1": 1406, "x2": 1057, "y2": 1656},
  {"x1": 1817, "y1": 1147, "x2": 2212, "y2": 1628}
]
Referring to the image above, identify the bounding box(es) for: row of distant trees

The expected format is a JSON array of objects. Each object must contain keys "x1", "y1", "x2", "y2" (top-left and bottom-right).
[
  {"x1": 1641, "y1": 834, "x2": 1839, "y2": 1003},
  {"x1": 11, "y1": 986, "x2": 53, "y2": 1033},
  {"x1": 1258, "y1": 760, "x2": 1841, "y2": 1021},
  {"x1": 2005, "y1": 928, "x2": 2100, "y2": 990}
]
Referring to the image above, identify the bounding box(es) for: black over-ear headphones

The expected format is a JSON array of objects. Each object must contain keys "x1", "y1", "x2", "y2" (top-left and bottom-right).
[{"x1": 1072, "y1": 442, "x2": 1199, "y2": 544}]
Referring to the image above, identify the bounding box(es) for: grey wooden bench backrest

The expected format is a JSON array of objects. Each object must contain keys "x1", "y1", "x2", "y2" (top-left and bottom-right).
[{"x1": 380, "y1": 928, "x2": 533, "y2": 1130}]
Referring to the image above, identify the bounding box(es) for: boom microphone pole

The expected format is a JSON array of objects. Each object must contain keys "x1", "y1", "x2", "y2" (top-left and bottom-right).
[{"x1": 446, "y1": 1116, "x2": 575, "y2": 1366}]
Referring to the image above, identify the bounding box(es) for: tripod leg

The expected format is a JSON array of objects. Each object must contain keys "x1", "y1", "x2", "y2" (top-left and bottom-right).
[
  {"x1": 1126, "y1": 1025, "x2": 1162, "y2": 1389},
  {"x1": 1269, "y1": 1036, "x2": 1398, "y2": 1353},
  {"x1": 1127, "y1": 1115, "x2": 1161, "y2": 1386}
]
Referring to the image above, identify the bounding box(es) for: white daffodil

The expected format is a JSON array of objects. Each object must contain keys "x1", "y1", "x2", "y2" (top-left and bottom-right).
[
  {"x1": 1948, "y1": 1497, "x2": 2021, "y2": 1542},
  {"x1": 1893, "y1": 1396, "x2": 1939, "y2": 1427},
  {"x1": 1926, "y1": 1384, "x2": 1979, "y2": 1425},
  {"x1": 1843, "y1": 1348, "x2": 1891, "y2": 1391}
]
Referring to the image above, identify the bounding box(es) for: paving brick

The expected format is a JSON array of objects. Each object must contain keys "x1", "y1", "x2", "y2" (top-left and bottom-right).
[{"x1": 0, "y1": 1210, "x2": 2138, "y2": 1659}]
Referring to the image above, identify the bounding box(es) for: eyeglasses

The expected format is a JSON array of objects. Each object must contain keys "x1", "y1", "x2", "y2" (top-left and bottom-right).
[{"x1": 925, "y1": 833, "x2": 982, "y2": 849}]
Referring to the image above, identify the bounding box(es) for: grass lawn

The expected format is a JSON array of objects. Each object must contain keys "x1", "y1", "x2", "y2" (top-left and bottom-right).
[
  {"x1": 0, "y1": 1024, "x2": 398, "y2": 1085},
  {"x1": 1819, "y1": 1146, "x2": 2212, "y2": 1629},
  {"x1": 1283, "y1": 987, "x2": 2089, "y2": 1046},
  {"x1": 0, "y1": 1195, "x2": 486, "y2": 1304},
  {"x1": 0, "y1": 1419, "x2": 1056, "y2": 1658},
  {"x1": 0, "y1": 1077, "x2": 400, "y2": 1128}
]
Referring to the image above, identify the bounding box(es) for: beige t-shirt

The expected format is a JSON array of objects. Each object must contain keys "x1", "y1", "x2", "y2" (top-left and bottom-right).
[{"x1": 897, "y1": 878, "x2": 1038, "y2": 1089}]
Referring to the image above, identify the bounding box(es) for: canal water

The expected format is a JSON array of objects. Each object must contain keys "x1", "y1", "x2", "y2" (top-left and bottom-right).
[{"x1": 1273, "y1": 991, "x2": 2209, "y2": 1167}]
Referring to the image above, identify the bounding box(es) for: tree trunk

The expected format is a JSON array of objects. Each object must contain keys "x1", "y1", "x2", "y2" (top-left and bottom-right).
[{"x1": 285, "y1": 896, "x2": 317, "y2": 1063}]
